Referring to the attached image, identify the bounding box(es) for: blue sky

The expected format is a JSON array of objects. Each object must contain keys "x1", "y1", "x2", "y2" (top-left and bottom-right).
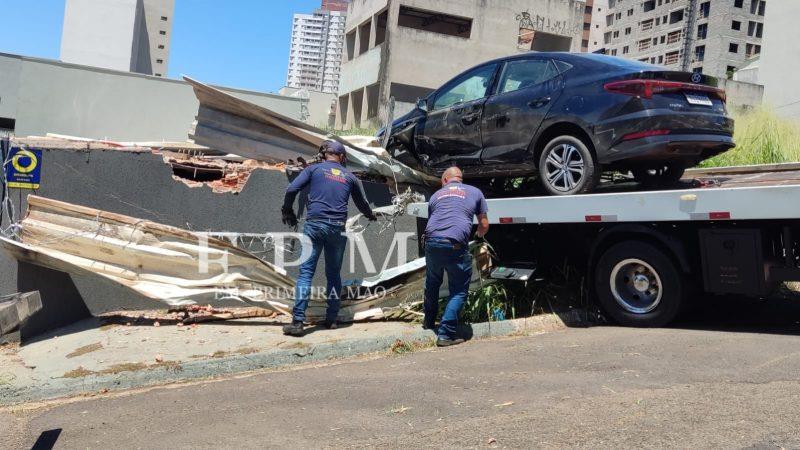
[{"x1": 0, "y1": 0, "x2": 322, "y2": 93}]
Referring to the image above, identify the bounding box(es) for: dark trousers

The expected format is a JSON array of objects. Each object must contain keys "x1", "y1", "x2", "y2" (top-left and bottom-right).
[
  {"x1": 292, "y1": 220, "x2": 348, "y2": 323},
  {"x1": 424, "y1": 238, "x2": 472, "y2": 339}
]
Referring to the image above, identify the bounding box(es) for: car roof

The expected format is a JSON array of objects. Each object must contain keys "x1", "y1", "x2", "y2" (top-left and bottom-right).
[{"x1": 477, "y1": 51, "x2": 660, "y2": 71}]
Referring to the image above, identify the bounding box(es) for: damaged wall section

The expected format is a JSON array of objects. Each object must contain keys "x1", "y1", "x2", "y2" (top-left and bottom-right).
[{"x1": 0, "y1": 146, "x2": 419, "y2": 317}]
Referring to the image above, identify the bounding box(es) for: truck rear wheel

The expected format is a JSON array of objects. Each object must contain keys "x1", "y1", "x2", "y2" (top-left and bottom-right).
[{"x1": 594, "y1": 241, "x2": 685, "y2": 327}]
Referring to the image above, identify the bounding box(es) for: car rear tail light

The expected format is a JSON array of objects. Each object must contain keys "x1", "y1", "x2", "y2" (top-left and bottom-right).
[
  {"x1": 621, "y1": 129, "x2": 671, "y2": 141},
  {"x1": 604, "y1": 79, "x2": 726, "y2": 102}
]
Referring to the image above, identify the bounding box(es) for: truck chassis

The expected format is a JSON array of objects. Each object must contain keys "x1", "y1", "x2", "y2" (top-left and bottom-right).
[{"x1": 407, "y1": 164, "x2": 800, "y2": 326}]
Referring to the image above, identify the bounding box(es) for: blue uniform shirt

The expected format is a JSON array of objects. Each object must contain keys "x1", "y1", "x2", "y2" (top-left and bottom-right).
[
  {"x1": 283, "y1": 161, "x2": 372, "y2": 223},
  {"x1": 425, "y1": 181, "x2": 488, "y2": 246}
]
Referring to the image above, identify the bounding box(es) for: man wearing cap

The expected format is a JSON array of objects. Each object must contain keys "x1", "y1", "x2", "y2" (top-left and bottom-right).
[
  {"x1": 281, "y1": 140, "x2": 377, "y2": 336},
  {"x1": 424, "y1": 166, "x2": 489, "y2": 347}
]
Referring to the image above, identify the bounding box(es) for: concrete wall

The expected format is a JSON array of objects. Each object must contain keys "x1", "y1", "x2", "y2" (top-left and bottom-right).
[
  {"x1": 0, "y1": 148, "x2": 419, "y2": 319},
  {"x1": 337, "y1": 0, "x2": 586, "y2": 129},
  {"x1": 0, "y1": 56, "x2": 21, "y2": 121},
  {"x1": 61, "y1": 0, "x2": 140, "y2": 72},
  {"x1": 760, "y1": 1, "x2": 800, "y2": 118},
  {"x1": 279, "y1": 87, "x2": 337, "y2": 128},
  {"x1": 0, "y1": 53, "x2": 304, "y2": 142},
  {"x1": 718, "y1": 78, "x2": 763, "y2": 112}
]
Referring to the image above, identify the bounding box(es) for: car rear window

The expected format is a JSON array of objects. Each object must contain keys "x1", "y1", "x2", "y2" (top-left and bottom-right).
[{"x1": 498, "y1": 60, "x2": 558, "y2": 94}]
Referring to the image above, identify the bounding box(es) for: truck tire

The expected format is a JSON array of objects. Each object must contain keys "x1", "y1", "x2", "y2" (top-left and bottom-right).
[
  {"x1": 538, "y1": 135, "x2": 599, "y2": 195},
  {"x1": 594, "y1": 241, "x2": 685, "y2": 327}
]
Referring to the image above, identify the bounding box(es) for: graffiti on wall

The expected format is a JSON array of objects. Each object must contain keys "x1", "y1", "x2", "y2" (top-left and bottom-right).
[{"x1": 516, "y1": 10, "x2": 582, "y2": 50}]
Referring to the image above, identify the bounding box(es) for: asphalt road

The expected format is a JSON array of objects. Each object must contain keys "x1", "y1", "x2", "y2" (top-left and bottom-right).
[{"x1": 4, "y1": 295, "x2": 800, "y2": 449}]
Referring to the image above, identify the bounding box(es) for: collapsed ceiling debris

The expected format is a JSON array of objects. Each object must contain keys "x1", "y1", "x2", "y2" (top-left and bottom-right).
[
  {"x1": 184, "y1": 76, "x2": 439, "y2": 189},
  {"x1": 0, "y1": 195, "x2": 487, "y2": 323}
]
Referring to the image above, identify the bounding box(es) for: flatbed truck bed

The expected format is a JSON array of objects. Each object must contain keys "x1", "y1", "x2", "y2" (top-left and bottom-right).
[{"x1": 407, "y1": 163, "x2": 800, "y2": 326}]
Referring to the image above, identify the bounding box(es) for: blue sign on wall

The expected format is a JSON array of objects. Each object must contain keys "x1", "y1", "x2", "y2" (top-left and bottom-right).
[{"x1": 4, "y1": 147, "x2": 42, "y2": 189}]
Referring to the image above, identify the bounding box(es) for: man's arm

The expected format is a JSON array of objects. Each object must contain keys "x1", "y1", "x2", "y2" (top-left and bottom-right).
[
  {"x1": 476, "y1": 213, "x2": 490, "y2": 238},
  {"x1": 350, "y1": 177, "x2": 376, "y2": 220},
  {"x1": 475, "y1": 193, "x2": 489, "y2": 238},
  {"x1": 283, "y1": 167, "x2": 313, "y2": 210}
]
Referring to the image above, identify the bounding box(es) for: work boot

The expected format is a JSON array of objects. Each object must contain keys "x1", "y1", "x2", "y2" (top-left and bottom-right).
[
  {"x1": 323, "y1": 320, "x2": 338, "y2": 330},
  {"x1": 282, "y1": 320, "x2": 304, "y2": 337},
  {"x1": 436, "y1": 337, "x2": 465, "y2": 347}
]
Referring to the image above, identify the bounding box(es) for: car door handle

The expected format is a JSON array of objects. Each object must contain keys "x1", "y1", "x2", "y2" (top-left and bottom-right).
[{"x1": 528, "y1": 97, "x2": 551, "y2": 108}]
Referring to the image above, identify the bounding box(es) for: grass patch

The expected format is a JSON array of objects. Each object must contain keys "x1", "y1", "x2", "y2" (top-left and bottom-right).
[
  {"x1": 702, "y1": 107, "x2": 800, "y2": 167},
  {"x1": 389, "y1": 338, "x2": 434, "y2": 355},
  {"x1": 322, "y1": 127, "x2": 379, "y2": 137}
]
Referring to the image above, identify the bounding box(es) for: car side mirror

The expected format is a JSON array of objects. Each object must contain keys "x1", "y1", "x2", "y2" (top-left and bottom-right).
[{"x1": 416, "y1": 97, "x2": 428, "y2": 112}]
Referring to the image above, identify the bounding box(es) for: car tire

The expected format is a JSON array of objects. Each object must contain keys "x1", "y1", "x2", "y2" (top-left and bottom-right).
[
  {"x1": 631, "y1": 162, "x2": 686, "y2": 188},
  {"x1": 538, "y1": 136, "x2": 599, "y2": 195},
  {"x1": 594, "y1": 241, "x2": 686, "y2": 327}
]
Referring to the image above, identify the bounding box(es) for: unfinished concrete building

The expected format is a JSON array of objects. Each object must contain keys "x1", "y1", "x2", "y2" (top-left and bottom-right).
[
  {"x1": 61, "y1": 0, "x2": 174, "y2": 77},
  {"x1": 336, "y1": 0, "x2": 589, "y2": 129},
  {"x1": 604, "y1": 0, "x2": 766, "y2": 78},
  {"x1": 588, "y1": 0, "x2": 609, "y2": 52}
]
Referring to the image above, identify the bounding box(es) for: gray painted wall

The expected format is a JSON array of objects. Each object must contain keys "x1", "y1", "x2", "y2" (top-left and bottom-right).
[
  {"x1": 760, "y1": 1, "x2": 800, "y2": 118},
  {"x1": 0, "y1": 55, "x2": 22, "y2": 121},
  {"x1": 0, "y1": 148, "x2": 419, "y2": 317},
  {"x1": 0, "y1": 53, "x2": 304, "y2": 142}
]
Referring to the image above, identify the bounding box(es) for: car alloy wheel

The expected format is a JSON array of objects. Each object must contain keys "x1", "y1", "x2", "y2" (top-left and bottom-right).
[{"x1": 544, "y1": 143, "x2": 585, "y2": 193}]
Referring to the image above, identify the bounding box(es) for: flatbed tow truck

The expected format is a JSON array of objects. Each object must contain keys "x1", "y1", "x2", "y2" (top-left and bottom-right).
[{"x1": 406, "y1": 163, "x2": 800, "y2": 327}]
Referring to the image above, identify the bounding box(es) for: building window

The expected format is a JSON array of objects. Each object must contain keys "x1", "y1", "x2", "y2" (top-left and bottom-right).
[
  {"x1": 627, "y1": 8, "x2": 634, "y2": 16},
  {"x1": 732, "y1": 21, "x2": 741, "y2": 31},
  {"x1": 694, "y1": 45, "x2": 705, "y2": 62},
  {"x1": 727, "y1": 66, "x2": 736, "y2": 78},
  {"x1": 397, "y1": 5, "x2": 473, "y2": 39},
  {"x1": 613, "y1": 30, "x2": 620, "y2": 38},
  {"x1": 155, "y1": 73, "x2": 162, "y2": 77},
  {"x1": 729, "y1": 43, "x2": 739, "y2": 53},
  {"x1": 625, "y1": 27, "x2": 631, "y2": 35},
  {"x1": 160, "y1": 16, "x2": 168, "y2": 21},
  {"x1": 751, "y1": 0, "x2": 765, "y2": 16},
  {"x1": 697, "y1": 23, "x2": 707, "y2": 40},
  {"x1": 644, "y1": 0, "x2": 655, "y2": 12},
  {"x1": 669, "y1": 10, "x2": 683, "y2": 24},
  {"x1": 156, "y1": 59, "x2": 163, "y2": 64},
  {"x1": 158, "y1": 44, "x2": 165, "y2": 49},
  {"x1": 746, "y1": 43, "x2": 761, "y2": 58},
  {"x1": 159, "y1": 30, "x2": 166, "y2": 35},
  {"x1": 699, "y1": 2, "x2": 710, "y2": 18},
  {"x1": 734, "y1": 0, "x2": 743, "y2": 7},
  {"x1": 623, "y1": 45, "x2": 629, "y2": 54}
]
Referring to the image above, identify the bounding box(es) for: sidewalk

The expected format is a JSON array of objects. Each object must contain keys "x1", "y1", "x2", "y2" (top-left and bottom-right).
[{"x1": 0, "y1": 309, "x2": 584, "y2": 405}]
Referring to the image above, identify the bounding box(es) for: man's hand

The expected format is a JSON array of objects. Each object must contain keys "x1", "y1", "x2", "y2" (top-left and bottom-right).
[
  {"x1": 281, "y1": 206, "x2": 298, "y2": 228},
  {"x1": 365, "y1": 211, "x2": 378, "y2": 222}
]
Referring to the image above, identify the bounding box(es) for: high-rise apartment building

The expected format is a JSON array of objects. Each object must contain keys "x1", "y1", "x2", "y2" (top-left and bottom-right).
[
  {"x1": 286, "y1": 1, "x2": 349, "y2": 94},
  {"x1": 604, "y1": 0, "x2": 766, "y2": 78},
  {"x1": 60, "y1": 0, "x2": 174, "y2": 77}
]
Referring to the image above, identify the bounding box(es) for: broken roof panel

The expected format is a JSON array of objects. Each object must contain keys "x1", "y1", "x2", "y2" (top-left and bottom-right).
[
  {"x1": 0, "y1": 196, "x2": 449, "y2": 323},
  {"x1": 184, "y1": 76, "x2": 438, "y2": 187}
]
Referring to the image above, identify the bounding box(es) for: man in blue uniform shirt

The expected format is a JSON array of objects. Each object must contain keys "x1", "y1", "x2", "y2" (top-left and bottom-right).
[
  {"x1": 424, "y1": 166, "x2": 489, "y2": 347},
  {"x1": 281, "y1": 140, "x2": 376, "y2": 336}
]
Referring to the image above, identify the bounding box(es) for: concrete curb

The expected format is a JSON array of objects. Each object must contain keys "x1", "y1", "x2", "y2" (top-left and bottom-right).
[{"x1": 0, "y1": 310, "x2": 587, "y2": 405}]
